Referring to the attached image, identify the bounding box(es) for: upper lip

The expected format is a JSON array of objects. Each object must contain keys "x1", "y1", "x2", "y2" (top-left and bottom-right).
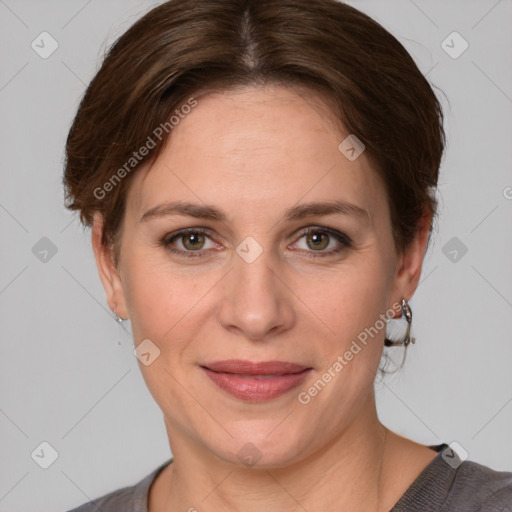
[{"x1": 201, "y1": 359, "x2": 311, "y2": 375}]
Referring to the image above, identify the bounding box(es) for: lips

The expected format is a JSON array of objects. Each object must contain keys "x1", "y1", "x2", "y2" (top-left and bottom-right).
[
  {"x1": 202, "y1": 359, "x2": 310, "y2": 375},
  {"x1": 201, "y1": 359, "x2": 312, "y2": 402}
]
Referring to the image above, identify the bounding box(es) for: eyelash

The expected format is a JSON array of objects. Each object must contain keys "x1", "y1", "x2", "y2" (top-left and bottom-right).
[{"x1": 160, "y1": 226, "x2": 352, "y2": 259}]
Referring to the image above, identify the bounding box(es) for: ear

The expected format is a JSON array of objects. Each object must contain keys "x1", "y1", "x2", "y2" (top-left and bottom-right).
[
  {"x1": 91, "y1": 213, "x2": 128, "y2": 319},
  {"x1": 388, "y1": 212, "x2": 432, "y2": 318}
]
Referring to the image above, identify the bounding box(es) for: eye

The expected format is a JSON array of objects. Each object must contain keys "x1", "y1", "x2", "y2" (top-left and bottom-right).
[
  {"x1": 161, "y1": 228, "x2": 218, "y2": 258},
  {"x1": 290, "y1": 226, "x2": 352, "y2": 257},
  {"x1": 161, "y1": 226, "x2": 352, "y2": 259}
]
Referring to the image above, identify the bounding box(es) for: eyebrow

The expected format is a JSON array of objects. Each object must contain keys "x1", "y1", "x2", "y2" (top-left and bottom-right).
[{"x1": 140, "y1": 199, "x2": 372, "y2": 226}]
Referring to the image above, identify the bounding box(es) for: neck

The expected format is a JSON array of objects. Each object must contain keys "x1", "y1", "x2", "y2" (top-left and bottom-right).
[{"x1": 152, "y1": 395, "x2": 410, "y2": 512}]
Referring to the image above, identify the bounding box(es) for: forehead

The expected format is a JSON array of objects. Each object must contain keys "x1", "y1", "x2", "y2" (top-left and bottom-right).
[{"x1": 125, "y1": 84, "x2": 388, "y2": 224}]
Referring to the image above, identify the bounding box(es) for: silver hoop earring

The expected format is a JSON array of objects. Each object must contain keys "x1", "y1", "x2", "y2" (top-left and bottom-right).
[
  {"x1": 384, "y1": 298, "x2": 416, "y2": 347},
  {"x1": 113, "y1": 308, "x2": 127, "y2": 323},
  {"x1": 113, "y1": 307, "x2": 132, "y2": 338}
]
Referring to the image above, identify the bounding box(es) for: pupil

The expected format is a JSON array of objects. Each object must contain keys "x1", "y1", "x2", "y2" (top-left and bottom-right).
[
  {"x1": 185, "y1": 233, "x2": 203, "y2": 249},
  {"x1": 309, "y1": 231, "x2": 328, "y2": 249}
]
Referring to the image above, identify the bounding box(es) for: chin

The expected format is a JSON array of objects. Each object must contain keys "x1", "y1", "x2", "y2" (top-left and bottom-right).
[{"x1": 206, "y1": 426, "x2": 309, "y2": 470}]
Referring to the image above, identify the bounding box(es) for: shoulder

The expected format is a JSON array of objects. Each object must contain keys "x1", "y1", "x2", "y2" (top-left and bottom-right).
[
  {"x1": 443, "y1": 459, "x2": 512, "y2": 511},
  {"x1": 65, "y1": 485, "x2": 135, "y2": 512},
  {"x1": 65, "y1": 459, "x2": 173, "y2": 512},
  {"x1": 392, "y1": 444, "x2": 512, "y2": 512}
]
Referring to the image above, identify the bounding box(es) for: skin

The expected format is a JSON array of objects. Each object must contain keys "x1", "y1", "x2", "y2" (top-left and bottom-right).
[{"x1": 92, "y1": 83, "x2": 437, "y2": 511}]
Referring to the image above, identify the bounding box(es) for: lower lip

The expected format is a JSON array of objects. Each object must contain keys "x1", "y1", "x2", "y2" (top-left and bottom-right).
[{"x1": 202, "y1": 367, "x2": 312, "y2": 402}]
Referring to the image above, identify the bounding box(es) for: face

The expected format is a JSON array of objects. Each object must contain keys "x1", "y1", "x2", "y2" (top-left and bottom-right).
[{"x1": 94, "y1": 84, "x2": 426, "y2": 468}]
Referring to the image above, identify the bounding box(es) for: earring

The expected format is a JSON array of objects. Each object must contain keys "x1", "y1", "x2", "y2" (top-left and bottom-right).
[
  {"x1": 384, "y1": 298, "x2": 416, "y2": 347},
  {"x1": 113, "y1": 307, "x2": 132, "y2": 339},
  {"x1": 113, "y1": 307, "x2": 125, "y2": 323}
]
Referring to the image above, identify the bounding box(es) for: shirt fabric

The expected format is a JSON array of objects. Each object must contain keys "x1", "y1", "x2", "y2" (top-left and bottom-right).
[{"x1": 66, "y1": 443, "x2": 512, "y2": 511}]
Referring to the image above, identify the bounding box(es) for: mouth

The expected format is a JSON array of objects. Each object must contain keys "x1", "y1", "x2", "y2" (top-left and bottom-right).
[{"x1": 200, "y1": 360, "x2": 312, "y2": 402}]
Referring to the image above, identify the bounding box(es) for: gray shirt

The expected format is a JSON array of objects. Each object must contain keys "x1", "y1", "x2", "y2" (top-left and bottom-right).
[{"x1": 66, "y1": 443, "x2": 512, "y2": 511}]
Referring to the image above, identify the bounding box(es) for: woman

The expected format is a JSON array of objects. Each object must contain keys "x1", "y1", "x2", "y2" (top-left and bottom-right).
[{"x1": 63, "y1": 0, "x2": 512, "y2": 510}]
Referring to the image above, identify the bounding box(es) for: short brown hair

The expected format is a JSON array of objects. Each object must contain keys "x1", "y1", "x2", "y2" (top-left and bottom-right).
[{"x1": 63, "y1": 0, "x2": 445, "y2": 261}]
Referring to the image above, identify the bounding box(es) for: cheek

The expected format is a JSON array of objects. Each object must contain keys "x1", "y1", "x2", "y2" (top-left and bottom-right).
[
  {"x1": 120, "y1": 255, "x2": 179, "y2": 340},
  {"x1": 298, "y1": 268, "x2": 390, "y2": 405},
  {"x1": 300, "y1": 259, "x2": 390, "y2": 330},
  {"x1": 121, "y1": 253, "x2": 215, "y2": 348},
  {"x1": 294, "y1": 257, "x2": 392, "y2": 385},
  {"x1": 121, "y1": 259, "x2": 193, "y2": 404}
]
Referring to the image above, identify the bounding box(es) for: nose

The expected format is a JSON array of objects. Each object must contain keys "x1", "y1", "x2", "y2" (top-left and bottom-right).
[{"x1": 217, "y1": 244, "x2": 295, "y2": 341}]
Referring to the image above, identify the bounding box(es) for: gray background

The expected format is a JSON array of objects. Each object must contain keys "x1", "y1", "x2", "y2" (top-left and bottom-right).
[{"x1": 0, "y1": 0, "x2": 511, "y2": 510}]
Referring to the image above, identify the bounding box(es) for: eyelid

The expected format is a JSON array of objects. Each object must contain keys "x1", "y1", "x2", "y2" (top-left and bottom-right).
[
  {"x1": 161, "y1": 225, "x2": 352, "y2": 258},
  {"x1": 160, "y1": 227, "x2": 216, "y2": 254},
  {"x1": 288, "y1": 226, "x2": 352, "y2": 255},
  {"x1": 292, "y1": 225, "x2": 352, "y2": 244}
]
